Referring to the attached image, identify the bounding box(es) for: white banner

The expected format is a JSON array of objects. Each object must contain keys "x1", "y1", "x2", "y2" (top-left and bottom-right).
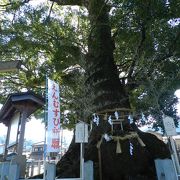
[{"x1": 47, "y1": 78, "x2": 61, "y2": 153}]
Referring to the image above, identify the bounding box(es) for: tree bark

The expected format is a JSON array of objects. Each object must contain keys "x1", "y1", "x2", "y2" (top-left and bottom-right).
[{"x1": 86, "y1": 0, "x2": 130, "y2": 113}]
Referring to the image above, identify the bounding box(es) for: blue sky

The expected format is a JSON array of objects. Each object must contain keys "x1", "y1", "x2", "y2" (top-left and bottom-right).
[{"x1": 0, "y1": 116, "x2": 73, "y2": 146}]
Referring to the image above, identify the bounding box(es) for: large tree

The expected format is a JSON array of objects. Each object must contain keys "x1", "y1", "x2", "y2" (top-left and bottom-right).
[
  {"x1": 0, "y1": 0, "x2": 179, "y2": 179},
  {"x1": 52, "y1": 1, "x2": 177, "y2": 179}
]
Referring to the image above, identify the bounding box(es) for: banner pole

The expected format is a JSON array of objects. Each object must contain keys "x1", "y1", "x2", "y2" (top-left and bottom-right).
[{"x1": 43, "y1": 75, "x2": 48, "y2": 180}]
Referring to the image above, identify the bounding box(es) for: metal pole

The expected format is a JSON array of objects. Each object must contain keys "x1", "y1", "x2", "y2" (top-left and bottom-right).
[
  {"x1": 60, "y1": 126, "x2": 63, "y2": 159},
  {"x1": 43, "y1": 75, "x2": 48, "y2": 180},
  {"x1": 98, "y1": 147, "x2": 102, "y2": 180},
  {"x1": 43, "y1": 124, "x2": 47, "y2": 179},
  {"x1": 170, "y1": 137, "x2": 180, "y2": 175},
  {"x1": 171, "y1": 154, "x2": 179, "y2": 180},
  {"x1": 17, "y1": 111, "x2": 27, "y2": 155},
  {"x1": 80, "y1": 143, "x2": 84, "y2": 180}
]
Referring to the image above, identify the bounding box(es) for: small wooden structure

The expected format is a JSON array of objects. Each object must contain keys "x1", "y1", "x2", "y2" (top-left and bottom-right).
[{"x1": 0, "y1": 91, "x2": 44, "y2": 159}]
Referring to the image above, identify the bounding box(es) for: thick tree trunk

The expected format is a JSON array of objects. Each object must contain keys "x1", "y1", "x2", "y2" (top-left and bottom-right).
[{"x1": 86, "y1": 0, "x2": 129, "y2": 113}]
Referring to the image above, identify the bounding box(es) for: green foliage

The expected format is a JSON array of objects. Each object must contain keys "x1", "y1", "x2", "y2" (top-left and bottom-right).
[
  {"x1": 0, "y1": 0, "x2": 179, "y2": 130},
  {"x1": 0, "y1": 2, "x2": 89, "y2": 128},
  {"x1": 111, "y1": 0, "x2": 180, "y2": 128}
]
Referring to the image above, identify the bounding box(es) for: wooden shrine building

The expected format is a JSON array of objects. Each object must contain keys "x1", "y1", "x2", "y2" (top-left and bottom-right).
[{"x1": 0, "y1": 91, "x2": 44, "y2": 159}]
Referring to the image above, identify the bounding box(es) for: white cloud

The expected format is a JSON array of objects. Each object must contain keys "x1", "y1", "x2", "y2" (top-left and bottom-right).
[
  {"x1": 175, "y1": 89, "x2": 180, "y2": 98},
  {"x1": 0, "y1": 123, "x2": 7, "y2": 137},
  {"x1": 61, "y1": 129, "x2": 73, "y2": 146},
  {"x1": 25, "y1": 118, "x2": 73, "y2": 146},
  {"x1": 25, "y1": 118, "x2": 45, "y2": 142}
]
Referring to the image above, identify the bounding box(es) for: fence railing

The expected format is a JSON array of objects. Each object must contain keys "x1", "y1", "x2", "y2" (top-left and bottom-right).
[
  {"x1": 0, "y1": 160, "x2": 93, "y2": 180},
  {"x1": 26, "y1": 160, "x2": 44, "y2": 177}
]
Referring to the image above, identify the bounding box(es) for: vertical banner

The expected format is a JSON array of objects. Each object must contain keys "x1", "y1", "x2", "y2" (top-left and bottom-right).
[{"x1": 47, "y1": 78, "x2": 60, "y2": 153}]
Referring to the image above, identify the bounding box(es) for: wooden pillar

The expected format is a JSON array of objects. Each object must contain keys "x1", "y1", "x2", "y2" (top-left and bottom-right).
[
  {"x1": 4, "y1": 124, "x2": 11, "y2": 160},
  {"x1": 17, "y1": 111, "x2": 27, "y2": 155}
]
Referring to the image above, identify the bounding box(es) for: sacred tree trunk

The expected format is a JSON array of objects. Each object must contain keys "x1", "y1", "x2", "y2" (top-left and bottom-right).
[
  {"x1": 33, "y1": 0, "x2": 171, "y2": 179},
  {"x1": 85, "y1": 0, "x2": 130, "y2": 113}
]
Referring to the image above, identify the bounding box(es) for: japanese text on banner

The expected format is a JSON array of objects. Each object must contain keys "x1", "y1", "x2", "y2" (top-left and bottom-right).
[{"x1": 47, "y1": 78, "x2": 60, "y2": 153}]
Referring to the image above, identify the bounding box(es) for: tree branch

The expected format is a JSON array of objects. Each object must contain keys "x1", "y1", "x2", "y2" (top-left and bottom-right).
[
  {"x1": 47, "y1": 1, "x2": 55, "y2": 20},
  {"x1": 50, "y1": 0, "x2": 88, "y2": 7},
  {"x1": 128, "y1": 22, "x2": 146, "y2": 78}
]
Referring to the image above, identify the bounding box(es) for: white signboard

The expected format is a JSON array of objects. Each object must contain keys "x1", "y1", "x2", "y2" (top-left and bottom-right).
[
  {"x1": 47, "y1": 78, "x2": 61, "y2": 152},
  {"x1": 75, "y1": 122, "x2": 88, "y2": 143},
  {"x1": 163, "y1": 116, "x2": 177, "y2": 136},
  {"x1": 8, "y1": 112, "x2": 20, "y2": 146}
]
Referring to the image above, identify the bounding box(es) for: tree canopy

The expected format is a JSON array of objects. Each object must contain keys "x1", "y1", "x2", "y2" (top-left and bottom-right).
[{"x1": 0, "y1": 0, "x2": 179, "y2": 130}]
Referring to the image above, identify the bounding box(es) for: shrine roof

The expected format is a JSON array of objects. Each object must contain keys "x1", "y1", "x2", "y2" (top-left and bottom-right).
[{"x1": 0, "y1": 91, "x2": 45, "y2": 126}]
